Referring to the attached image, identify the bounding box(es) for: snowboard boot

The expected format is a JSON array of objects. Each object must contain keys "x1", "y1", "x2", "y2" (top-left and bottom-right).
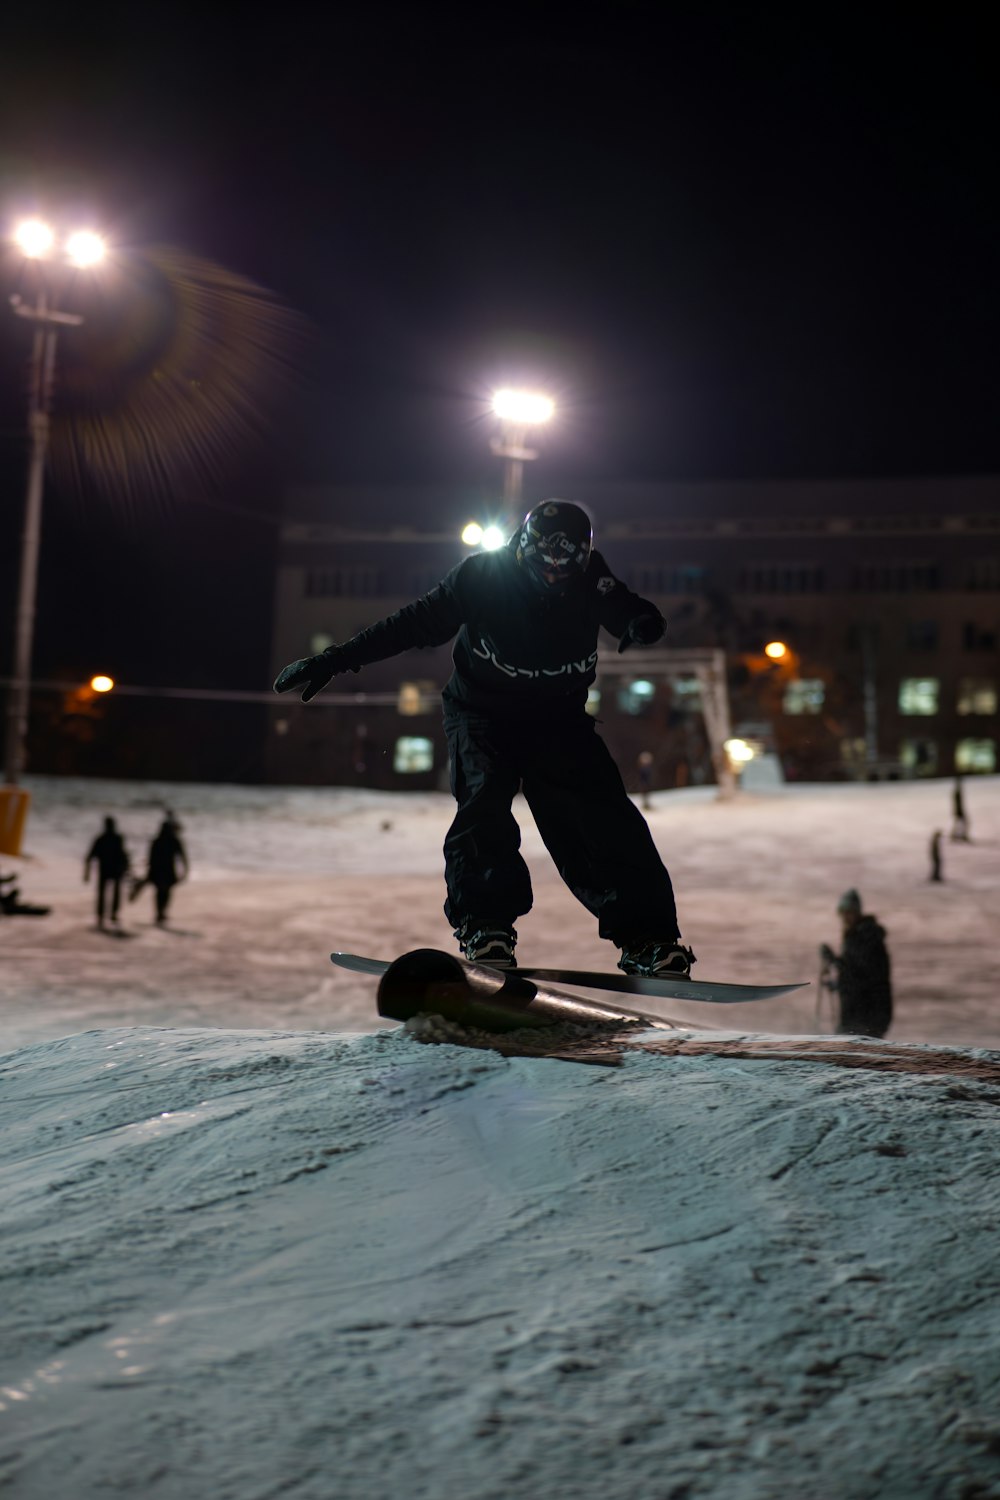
[
  {"x1": 617, "y1": 939, "x2": 696, "y2": 979},
  {"x1": 455, "y1": 919, "x2": 517, "y2": 970}
]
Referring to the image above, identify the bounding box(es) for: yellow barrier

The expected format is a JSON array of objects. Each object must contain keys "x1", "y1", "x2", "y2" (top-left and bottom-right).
[{"x1": 0, "y1": 786, "x2": 31, "y2": 858}]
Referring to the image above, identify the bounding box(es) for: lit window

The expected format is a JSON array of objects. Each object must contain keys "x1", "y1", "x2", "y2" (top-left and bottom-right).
[
  {"x1": 782, "y1": 679, "x2": 825, "y2": 715},
  {"x1": 957, "y1": 679, "x2": 998, "y2": 716},
  {"x1": 618, "y1": 679, "x2": 656, "y2": 716},
  {"x1": 898, "y1": 678, "x2": 939, "y2": 716},
  {"x1": 670, "y1": 676, "x2": 703, "y2": 709},
  {"x1": 955, "y1": 739, "x2": 996, "y2": 773},
  {"x1": 900, "y1": 738, "x2": 938, "y2": 776},
  {"x1": 393, "y1": 737, "x2": 434, "y2": 773},
  {"x1": 840, "y1": 737, "x2": 867, "y2": 768},
  {"x1": 397, "y1": 681, "x2": 436, "y2": 716}
]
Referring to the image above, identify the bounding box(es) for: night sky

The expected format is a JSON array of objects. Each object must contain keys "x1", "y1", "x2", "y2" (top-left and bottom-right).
[{"x1": 0, "y1": 8, "x2": 997, "y2": 692}]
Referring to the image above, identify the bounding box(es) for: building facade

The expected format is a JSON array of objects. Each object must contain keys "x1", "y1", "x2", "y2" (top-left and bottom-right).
[{"x1": 268, "y1": 476, "x2": 1000, "y2": 790}]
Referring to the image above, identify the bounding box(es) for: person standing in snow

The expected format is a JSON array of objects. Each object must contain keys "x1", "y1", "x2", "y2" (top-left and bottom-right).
[
  {"x1": 84, "y1": 816, "x2": 131, "y2": 930},
  {"x1": 819, "y1": 888, "x2": 892, "y2": 1038},
  {"x1": 133, "y1": 816, "x2": 189, "y2": 925},
  {"x1": 637, "y1": 750, "x2": 655, "y2": 811},
  {"x1": 274, "y1": 499, "x2": 691, "y2": 978},
  {"x1": 951, "y1": 775, "x2": 970, "y2": 842}
]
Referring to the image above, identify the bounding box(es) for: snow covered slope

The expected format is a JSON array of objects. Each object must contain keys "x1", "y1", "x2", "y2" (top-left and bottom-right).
[
  {"x1": 3, "y1": 1023, "x2": 1000, "y2": 1500},
  {"x1": 2, "y1": 775, "x2": 1000, "y2": 1497}
]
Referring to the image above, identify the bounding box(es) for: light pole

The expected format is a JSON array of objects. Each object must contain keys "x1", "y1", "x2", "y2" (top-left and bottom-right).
[
  {"x1": 861, "y1": 623, "x2": 879, "y2": 770},
  {"x1": 489, "y1": 388, "x2": 554, "y2": 515},
  {"x1": 3, "y1": 219, "x2": 106, "y2": 786}
]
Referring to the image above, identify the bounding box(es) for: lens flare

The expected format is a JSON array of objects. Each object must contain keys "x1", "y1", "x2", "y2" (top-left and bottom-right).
[{"x1": 49, "y1": 243, "x2": 311, "y2": 511}]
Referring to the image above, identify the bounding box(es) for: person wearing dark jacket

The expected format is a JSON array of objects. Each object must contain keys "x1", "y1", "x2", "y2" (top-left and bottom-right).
[
  {"x1": 84, "y1": 816, "x2": 130, "y2": 929},
  {"x1": 951, "y1": 775, "x2": 970, "y2": 842},
  {"x1": 134, "y1": 817, "x2": 189, "y2": 925},
  {"x1": 819, "y1": 888, "x2": 893, "y2": 1038},
  {"x1": 274, "y1": 499, "x2": 691, "y2": 977}
]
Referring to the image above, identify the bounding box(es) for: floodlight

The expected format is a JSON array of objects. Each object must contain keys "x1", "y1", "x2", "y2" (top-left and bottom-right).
[
  {"x1": 13, "y1": 219, "x2": 55, "y2": 259},
  {"x1": 492, "y1": 389, "x2": 555, "y2": 425},
  {"x1": 725, "y1": 738, "x2": 755, "y2": 763},
  {"x1": 65, "y1": 230, "x2": 106, "y2": 268},
  {"x1": 480, "y1": 525, "x2": 506, "y2": 551},
  {"x1": 461, "y1": 522, "x2": 484, "y2": 546},
  {"x1": 90, "y1": 675, "x2": 114, "y2": 693},
  {"x1": 764, "y1": 641, "x2": 787, "y2": 660}
]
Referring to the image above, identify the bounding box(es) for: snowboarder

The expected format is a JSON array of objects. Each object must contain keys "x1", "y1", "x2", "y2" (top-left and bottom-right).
[
  {"x1": 819, "y1": 888, "x2": 892, "y2": 1039},
  {"x1": 929, "y1": 829, "x2": 943, "y2": 882},
  {"x1": 274, "y1": 499, "x2": 692, "y2": 976},
  {"x1": 84, "y1": 816, "x2": 131, "y2": 929},
  {"x1": 132, "y1": 817, "x2": 189, "y2": 925}
]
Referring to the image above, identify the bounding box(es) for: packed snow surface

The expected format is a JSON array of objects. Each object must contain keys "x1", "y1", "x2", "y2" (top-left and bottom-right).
[{"x1": 2, "y1": 775, "x2": 1000, "y2": 1498}]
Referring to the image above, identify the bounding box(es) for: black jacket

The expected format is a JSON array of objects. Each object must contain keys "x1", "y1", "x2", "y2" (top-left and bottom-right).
[
  {"x1": 836, "y1": 914, "x2": 893, "y2": 1037},
  {"x1": 148, "y1": 828, "x2": 188, "y2": 887},
  {"x1": 339, "y1": 544, "x2": 659, "y2": 715},
  {"x1": 86, "y1": 830, "x2": 129, "y2": 879}
]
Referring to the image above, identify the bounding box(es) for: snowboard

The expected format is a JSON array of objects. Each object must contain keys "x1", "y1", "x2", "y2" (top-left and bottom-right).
[{"x1": 331, "y1": 951, "x2": 807, "y2": 1005}]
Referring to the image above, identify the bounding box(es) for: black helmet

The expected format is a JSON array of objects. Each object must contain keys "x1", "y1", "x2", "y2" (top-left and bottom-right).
[{"x1": 515, "y1": 500, "x2": 593, "y2": 593}]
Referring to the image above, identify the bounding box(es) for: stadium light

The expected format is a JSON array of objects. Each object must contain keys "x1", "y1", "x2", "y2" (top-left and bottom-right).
[
  {"x1": 65, "y1": 230, "x2": 107, "y2": 268},
  {"x1": 13, "y1": 219, "x2": 55, "y2": 259},
  {"x1": 489, "y1": 387, "x2": 555, "y2": 513},
  {"x1": 3, "y1": 217, "x2": 106, "y2": 785},
  {"x1": 491, "y1": 388, "x2": 555, "y2": 425},
  {"x1": 461, "y1": 521, "x2": 507, "y2": 552},
  {"x1": 12, "y1": 219, "x2": 106, "y2": 267},
  {"x1": 725, "y1": 738, "x2": 756, "y2": 763}
]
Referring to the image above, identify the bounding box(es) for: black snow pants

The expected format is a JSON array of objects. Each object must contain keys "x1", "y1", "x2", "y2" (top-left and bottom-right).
[
  {"x1": 96, "y1": 875, "x2": 123, "y2": 924},
  {"x1": 443, "y1": 707, "x2": 679, "y2": 947}
]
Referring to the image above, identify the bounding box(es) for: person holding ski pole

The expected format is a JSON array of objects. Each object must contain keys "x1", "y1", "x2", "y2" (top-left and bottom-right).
[
  {"x1": 819, "y1": 887, "x2": 893, "y2": 1039},
  {"x1": 274, "y1": 499, "x2": 692, "y2": 978}
]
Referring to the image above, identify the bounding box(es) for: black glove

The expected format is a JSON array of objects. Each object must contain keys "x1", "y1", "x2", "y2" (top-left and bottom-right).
[
  {"x1": 617, "y1": 612, "x2": 665, "y2": 654},
  {"x1": 273, "y1": 646, "x2": 360, "y2": 703}
]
